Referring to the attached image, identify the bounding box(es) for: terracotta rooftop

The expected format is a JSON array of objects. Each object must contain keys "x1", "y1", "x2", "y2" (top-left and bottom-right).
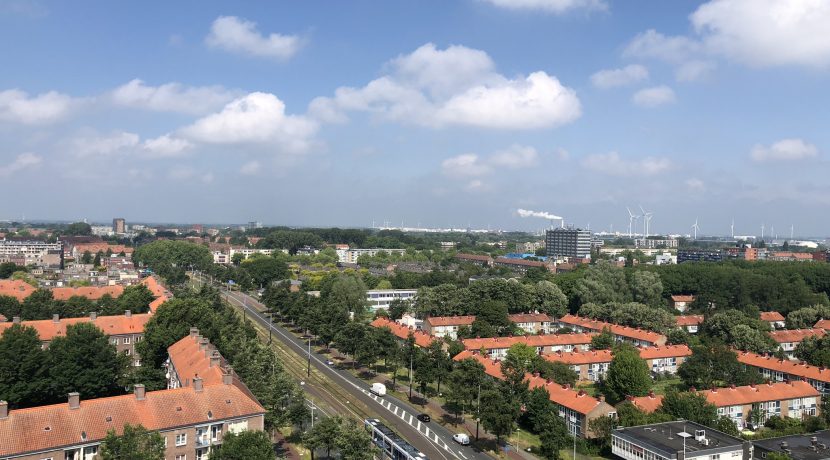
[
  {"x1": 701, "y1": 381, "x2": 819, "y2": 407},
  {"x1": 141, "y1": 276, "x2": 170, "y2": 312},
  {"x1": 559, "y1": 314, "x2": 667, "y2": 344},
  {"x1": 544, "y1": 345, "x2": 691, "y2": 365},
  {"x1": 815, "y1": 319, "x2": 830, "y2": 330},
  {"x1": 508, "y1": 313, "x2": 552, "y2": 324},
  {"x1": 0, "y1": 383, "x2": 264, "y2": 457},
  {"x1": 455, "y1": 253, "x2": 493, "y2": 262},
  {"x1": 167, "y1": 331, "x2": 226, "y2": 386},
  {"x1": 768, "y1": 328, "x2": 826, "y2": 344},
  {"x1": 425, "y1": 315, "x2": 476, "y2": 327},
  {"x1": 627, "y1": 392, "x2": 663, "y2": 413},
  {"x1": 760, "y1": 311, "x2": 786, "y2": 322},
  {"x1": 452, "y1": 350, "x2": 505, "y2": 379},
  {"x1": 493, "y1": 257, "x2": 546, "y2": 268},
  {"x1": 675, "y1": 315, "x2": 704, "y2": 327},
  {"x1": 52, "y1": 285, "x2": 124, "y2": 301},
  {"x1": 462, "y1": 333, "x2": 596, "y2": 351},
  {"x1": 670, "y1": 295, "x2": 695, "y2": 303},
  {"x1": 370, "y1": 317, "x2": 434, "y2": 347},
  {"x1": 0, "y1": 313, "x2": 150, "y2": 341},
  {"x1": 638, "y1": 344, "x2": 692, "y2": 360},
  {"x1": 71, "y1": 243, "x2": 133, "y2": 254},
  {"x1": 737, "y1": 351, "x2": 830, "y2": 384},
  {"x1": 0, "y1": 280, "x2": 36, "y2": 301}
]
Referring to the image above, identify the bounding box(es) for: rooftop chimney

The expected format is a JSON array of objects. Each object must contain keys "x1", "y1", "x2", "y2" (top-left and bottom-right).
[
  {"x1": 193, "y1": 377, "x2": 203, "y2": 392},
  {"x1": 189, "y1": 327, "x2": 199, "y2": 338},
  {"x1": 199, "y1": 337, "x2": 209, "y2": 351},
  {"x1": 124, "y1": 310, "x2": 131, "y2": 318},
  {"x1": 12, "y1": 316, "x2": 19, "y2": 324},
  {"x1": 0, "y1": 401, "x2": 7, "y2": 419},
  {"x1": 53, "y1": 314, "x2": 60, "y2": 323},
  {"x1": 134, "y1": 384, "x2": 145, "y2": 401},
  {"x1": 68, "y1": 392, "x2": 80, "y2": 410},
  {"x1": 90, "y1": 311, "x2": 97, "y2": 320},
  {"x1": 210, "y1": 351, "x2": 221, "y2": 368},
  {"x1": 223, "y1": 367, "x2": 234, "y2": 385}
]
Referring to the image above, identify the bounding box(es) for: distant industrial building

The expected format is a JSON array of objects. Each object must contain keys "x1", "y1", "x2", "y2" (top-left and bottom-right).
[
  {"x1": 634, "y1": 238, "x2": 679, "y2": 249},
  {"x1": 545, "y1": 227, "x2": 591, "y2": 260},
  {"x1": 677, "y1": 248, "x2": 725, "y2": 263}
]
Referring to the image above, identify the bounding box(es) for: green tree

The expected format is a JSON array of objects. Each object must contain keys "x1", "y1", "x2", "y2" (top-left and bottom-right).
[
  {"x1": 208, "y1": 430, "x2": 274, "y2": 460},
  {"x1": 591, "y1": 327, "x2": 616, "y2": 350},
  {"x1": 794, "y1": 335, "x2": 830, "y2": 367},
  {"x1": 304, "y1": 416, "x2": 342, "y2": 459},
  {"x1": 630, "y1": 271, "x2": 664, "y2": 306},
  {"x1": 336, "y1": 419, "x2": 376, "y2": 460},
  {"x1": 539, "y1": 411, "x2": 571, "y2": 460},
  {"x1": 135, "y1": 298, "x2": 222, "y2": 369},
  {"x1": 535, "y1": 281, "x2": 568, "y2": 318},
  {"x1": 678, "y1": 343, "x2": 762, "y2": 389},
  {"x1": 231, "y1": 252, "x2": 245, "y2": 266},
  {"x1": 20, "y1": 288, "x2": 55, "y2": 320},
  {"x1": 65, "y1": 221, "x2": 92, "y2": 236},
  {"x1": 0, "y1": 324, "x2": 47, "y2": 408},
  {"x1": 446, "y1": 357, "x2": 487, "y2": 420},
  {"x1": 480, "y1": 386, "x2": 520, "y2": 444},
  {"x1": 324, "y1": 274, "x2": 368, "y2": 320},
  {"x1": 98, "y1": 424, "x2": 165, "y2": 460},
  {"x1": 387, "y1": 298, "x2": 410, "y2": 321},
  {"x1": 573, "y1": 261, "x2": 630, "y2": 306},
  {"x1": 114, "y1": 284, "x2": 156, "y2": 314},
  {"x1": 534, "y1": 358, "x2": 578, "y2": 386},
  {"x1": 0, "y1": 295, "x2": 21, "y2": 319},
  {"x1": 241, "y1": 256, "x2": 288, "y2": 288},
  {"x1": 604, "y1": 344, "x2": 652, "y2": 403},
  {"x1": 93, "y1": 252, "x2": 102, "y2": 267},
  {"x1": 46, "y1": 322, "x2": 130, "y2": 401},
  {"x1": 659, "y1": 390, "x2": 718, "y2": 426},
  {"x1": 0, "y1": 262, "x2": 22, "y2": 278},
  {"x1": 501, "y1": 343, "x2": 536, "y2": 395}
]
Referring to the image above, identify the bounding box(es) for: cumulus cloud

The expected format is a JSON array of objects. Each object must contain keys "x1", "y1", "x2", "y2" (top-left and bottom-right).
[
  {"x1": 750, "y1": 138, "x2": 818, "y2": 162},
  {"x1": 0, "y1": 153, "x2": 42, "y2": 176},
  {"x1": 624, "y1": 29, "x2": 701, "y2": 64},
  {"x1": 441, "y1": 144, "x2": 539, "y2": 178},
  {"x1": 240, "y1": 160, "x2": 261, "y2": 175},
  {"x1": 675, "y1": 60, "x2": 716, "y2": 82},
  {"x1": 582, "y1": 151, "x2": 671, "y2": 176},
  {"x1": 632, "y1": 85, "x2": 676, "y2": 108},
  {"x1": 110, "y1": 79, "x2": 237, "y2": 115},
  {"x1": 686, "y1": 178, "x2": 706, "y2": 192},
  {"x1": 181, "y1": 92, "x2": 318, "y2": 153},
  {"x1": 205, "y1": 16, "x2": 302, "y2": 60},
  {"x1": 0, "y1": 89, "x2": 75, "y2": 124},
  {"x1": 590, "y1": 64, "x2": 649, "y2": 88},
  {"x1": 73, "y1": 131, "x2": 140, "y2": 157},
  {"x1": 480, "y1": 0, "x2": 607, "y2": 14},
  {"x1": 309, "y1": 43, "x2": 581, "y2": 130},
  {"x1": 142, "y1": 135, "x2": 192, "y2": 157},
  {"x1": 441, "y1": 154, "x2": 492, "y2": 177},
  {"x1": 488, "y1": 144, "x2": 539, "y2": 168}
]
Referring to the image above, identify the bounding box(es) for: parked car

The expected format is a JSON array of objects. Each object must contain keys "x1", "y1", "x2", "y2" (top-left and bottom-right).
[
  {"x1": 370, "y1": 382, "x2": 387, "y2": 396},
  {"x1": 416, "y1": 413, "x2": 431, "y2": 423},
  {"x1": 452, "y1": 433, "x2": 470, "y2": 446}
]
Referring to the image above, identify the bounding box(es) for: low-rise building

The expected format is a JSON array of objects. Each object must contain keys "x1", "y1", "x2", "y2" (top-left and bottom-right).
[
  {"x1": 670, "y1": 295, "x2": 696, "y2": 313},
  {"x1": 677, "y1": 249, "x2": 725, "y2": 263},
  {"x1": 675, "y1": 315, "x2": 704, "y2": 334},
  {"x1": 423, "y1": 316, "x2": 476, "y2": 339},
  {"x1": 462, "y1": 333, "x2": 595, "y2": 359},
  {"x1": 737, "y1": 351, "x2": 830, "y2": 395},
  {"x1": 339, "y1": 248, "x2": 406, "y2": 264},
  {"x1": 370, "y1": 317, "x2": 435, "y2": 347},
  {"x1": 768, "y1": 329, "x2": 827, "y2": 359},
  {"x1": 545, "y1": 345, "x2": 692, "y2": 382},
  {"x1": 365, "y1": 289, "x2": 417, "y2": 311},
  {"x1": 814, "y1": 319, "x2": 830, "y2": 331},
  {"x1": 557, "y1": 314, "x2": 667, "y2": 347},
  {"x1": 492, "y1": 257, "x2": 552, "y2": 274},
  {"x1": 0, "y1": 239, "x2": 63, "y2": 269},
  {"x1": 752, "y1": 430, "x2": 830, "y2": 460},
  {"x1": 508, "y1": 313, "x2": 553, "y2": 334},
  {"x1": 454, "y1": 253, "x2": 493, "y2": 267},
  {"x1": 760, "y1": 312, "x2": 786, "y2": 330},
  {"x1": 612, "y1": 421, "x2": 752, "y2": 460}
]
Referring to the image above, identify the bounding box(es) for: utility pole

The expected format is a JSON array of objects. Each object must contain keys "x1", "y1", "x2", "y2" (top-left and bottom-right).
[
  {"x1": 408, "y1": 351, "x2": 414, "y2": 400},
  {"x1": 307, "y1": 336, "x2": 312, "y2": 378},
  {"x1": 310, "y1": 398, "x2": 316, "y2": 428},
  {"x1": 475, "y1": 382, "x2": 481, "y2": 440}
]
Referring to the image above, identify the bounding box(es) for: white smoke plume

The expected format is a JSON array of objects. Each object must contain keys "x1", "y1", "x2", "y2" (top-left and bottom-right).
[{"x1": 517, "y1": 209, "x2": 563, "y2": 220}]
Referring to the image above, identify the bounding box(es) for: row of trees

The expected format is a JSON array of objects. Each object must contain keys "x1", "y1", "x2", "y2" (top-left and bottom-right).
[{"x1": 0, "y1": 284, "x2": 156, "y2": 321}]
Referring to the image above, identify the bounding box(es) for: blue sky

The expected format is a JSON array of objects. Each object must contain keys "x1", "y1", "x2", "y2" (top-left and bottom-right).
[{"x1": 1, "y1": 0, "x2": 829, "y2": 237}]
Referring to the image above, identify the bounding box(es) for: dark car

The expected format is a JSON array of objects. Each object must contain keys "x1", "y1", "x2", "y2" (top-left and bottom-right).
[{"x1": 416, "y1": 413, "x2": 431, "y2": 422}]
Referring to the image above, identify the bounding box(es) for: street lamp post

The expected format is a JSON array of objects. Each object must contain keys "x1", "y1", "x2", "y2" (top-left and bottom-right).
[
  {"x1": 475, "y1": 382, "x2": 481, "y2": 440},
  {"x1": 307, "y1": 336, "x2": 312, "y2": 378},
  {"x1": 408, "y1": 351, "x2": 414, "y2": 400}
]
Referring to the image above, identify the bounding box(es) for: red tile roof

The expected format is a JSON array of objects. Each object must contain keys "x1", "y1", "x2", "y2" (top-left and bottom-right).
[
  {"x1": 702, "y1": 381, "x2": 819, "y2": 407},
  {"x1": 671, "y1": 295, "x2": 695, "y2": 303},
  {"x1": 167, "y1": 333, "x2": 225, "y2": 386},
  {"x1": 675, "y1": 315, "x2": 704, "y2": 327},
  {"x1": 370, "y1": 317, "x2": 434, "y2": 347},
  {"x1": 462, "y1": 333, "x2": 596, "y2": 351},
  {"x1": 814, "y1": 319, "x2": 830, "y2": 330},
  {"x1": 52, "y1": 285, "x2": 124, "y2": 301},
  {"x1": 508, "y1": 313, "x2": 552, "y2": 324},
  {"x1": 0, "y1": 280, "x2": 36, "y2": 301},
  {"x1": 544, "y1": 345, "x2": 691, "y2": 365},
  {"x1": 452, "y1": 350, "x2": 505, "y2": 379},
  {"x1": 0, "y1": 313, "x2": 150, "y2": 341},
  {"x1": 493, "y1": 257, "x2": 546, "y2": 268},
  {"x1": 768, "y1": 328, "x2": 826, "y2": 344},
  {"x1": 142, "y1": 276, "x2": 170, "y2": 312},
  {"x1": 72, "y1": 243, "x2": 133, "y2": 255},
  {"x1": 559, "y1": 315, "x2": 667, "y2": 345},
  {"x1": 455, "y1": 253, "x2": 493, "y2": 262},
  {"x1": 425, "y1": 316, "x2": 476, "y2": 327},
  {"x1": 737, "y1": 351, "x2": 830, "y2": 384},
  {"x1": 638, "y1": 344, "x2": 692, "y2": 360},
  {"x1": 0, "y1": 383, "x2": 264, "y2": 457},
  {"x1": 760, "y1": 311, "x2": 786, "y2": 322},
  {"x1": 627, "y1": 393, "x2": 663, "y2": 413}
]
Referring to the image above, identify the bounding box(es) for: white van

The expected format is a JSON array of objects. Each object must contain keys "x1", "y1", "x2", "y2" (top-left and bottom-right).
[
  {"x1": 453, "y1": 433, "x2": 470, "y2": 445},
  {"x1": 370, "y1": 382, "x2": 387, "y2": 396}
]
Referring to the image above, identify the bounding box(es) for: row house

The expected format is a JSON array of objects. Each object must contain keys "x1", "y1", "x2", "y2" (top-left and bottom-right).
[
  {"x1": 0, "y1": 311, "x2": 149, "y2": 367},
  {"x1": 737, "y1": 351, "x2": 830, "y2": 395},
  {"x1": 452, "y1": 350, "x2": 616, "y2": 438},
  {"x1": 0, "y1": 375, "x2": 264, "y2": 460},
  {"x1": 768, "y1": 328, "x2": 826, "y2": 359},
  {"x1": 508, "y1": 313, "x2": 553, "y2": 334},
  {"x1": 557, "y1": 314, "x2": 667, "y2": 347},
  {"x1": 423, "y1": 316, "x2": 475, "y2": 339},
  {"x1": 544, "y1": 345, "x2": 692, "y2": 382},
  {"x1": 454, "y1": 253, "x2": 493, "y2": 267},
  {"x1": 462, "y1": 333, "x2": 595, "y2": 360},
  {"x1": 815, "y1": 319, "x2": 830, "y2": 331},
  {"x1": 675, "y1": 315, "x2": 704, "y2": 334},
  {"x1": 760, "y1": 311, "x2": 786, "y2": 330},
  {"x1": 628, "y1": 381, "x2": 820, "y2": 430},
  {"x1": 142, "y1": 275, "x2": 172, "y2": 312},
  {"x1": 492, "y1": 257, "x2": 553, "y2": 275},
  {"x1": 370, "y1": 317, "x2": 435, "y2": 348},
  {"x1": 670, "y1": 295, "x2": 696, "y2": 312}
]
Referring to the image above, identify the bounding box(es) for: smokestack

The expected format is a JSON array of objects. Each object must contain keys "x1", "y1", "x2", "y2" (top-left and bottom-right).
[
  {"x1": 199, "y1": 337, "x2": 209, "y2": 351},
  {"x1": 12, "y1": 316, "x2": 19, "y2": 324},
  {"x1": 68, "y1": 392, "x2": 80, "y2": 409},
  {"x1": 223, "y1": 367, "x2": 234, "y2": 385}
]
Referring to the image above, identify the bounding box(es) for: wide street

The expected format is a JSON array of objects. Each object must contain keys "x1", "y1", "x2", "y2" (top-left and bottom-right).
[{"x1": 216, "y1": 285, "x2": 494, "y2": 460}]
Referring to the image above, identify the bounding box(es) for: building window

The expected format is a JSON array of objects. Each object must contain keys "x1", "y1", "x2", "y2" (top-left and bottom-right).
[
  {"x1": 175, "y1": 433, "x2": 187, "y2": 446},
  {"x1": 712, "y1": 455, "x2": 720, "y2": 460},
  {"x1": 175, "y1": 456, "x2": 187, "y2": 460},
  {"x1": 123, "y1": 337, "x2": 130, "y2": 345}
]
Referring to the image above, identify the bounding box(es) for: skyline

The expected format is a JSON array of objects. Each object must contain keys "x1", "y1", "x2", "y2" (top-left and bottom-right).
[{"x1": 2, "y1": 1, "x2": 830, "y2": 233}]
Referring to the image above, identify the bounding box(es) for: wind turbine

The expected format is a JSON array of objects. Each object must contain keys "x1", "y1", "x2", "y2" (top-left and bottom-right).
[
  {"x1": 692, "y1": 218, "x2": 700, "y2": 240},
  {"x1": 790, "y1": 224, "x2": 794, "y2": 240},
  {"x1": 730, "y1": 218, "x2": 734, "y2": 239},
  {"x1": 761, "y1": 223, "x2": 765, "y2": 240},
  {"x1": 639, "y1": 205, "x2": 653, "y2": 238},
  {"x1": 626, "y1": 207, "x2": 640, "y2": 238}
]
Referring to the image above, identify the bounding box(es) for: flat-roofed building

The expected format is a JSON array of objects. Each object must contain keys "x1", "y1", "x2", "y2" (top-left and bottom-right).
[
  {"x1": 545, "y1": 227, "x2": 591, "y2": 260},
  {"x1": 612, "y1": 421, "x2": 752, "y2": 460},
  {"x1": 365, "y1": 289, "x2": 417, "y2": 311},
  {"x1": 752, "y1": 430, "x2": 830, "y2": 460}
]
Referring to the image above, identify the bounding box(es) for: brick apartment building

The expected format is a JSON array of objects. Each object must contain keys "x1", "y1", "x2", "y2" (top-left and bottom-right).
[
  {"x1": 556, "y1": 314, "x2": 667, "y2": 347},
  {"x1": 422, "y1": 316, "x2": 476, "y2": 339},
  {"x1": 675, "y1": 315, "x2": 704, "y2": 333},
  {"x1": 737, "y1": 351, "x2": 830, "y2": 395},
  {"x1": 768, "y1": 328, "x2": 826, "y2": 359},
  {"x1": 462, "y1": 333, "x2": 595, "y2": 359},
  {"x1": 369, "y1": 317, "x2": 435, "y2": 347},
  {"x1": 544, "y1": 345, "x2": 692, "y2": 382},
  {"x1": 508, "y1": 313, "x2": 553, "y2": 334}
]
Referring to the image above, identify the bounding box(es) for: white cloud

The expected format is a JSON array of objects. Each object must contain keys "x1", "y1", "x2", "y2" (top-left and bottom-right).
[
  {"x1": 181, "y1": 92, "x2": 318, "y2": 153},
  {"x1": 488, "y1": 144, "x2": 539, "y2": 168},
  {"x1": 750, "y1": 138, "x2": 818, "y2": 162},
  {"x1": 309, "y1": 43, "x2": 581, "y2": 130},
  {"x1": 73, "y1": 131, "x2": 140, "y2": 157},
  {"x1": 582, "y1": 151, "x2": 671, "y2": 176},
  {"x1": 675, "y1": 60, "x2": 716, "y2": 82},
  {"x1": 624, "y1": 29, "x2": 701, "y2": 64},
  {"x1": 441, "y1": 144, "x2": 539, "y2": 178},
  {"x1": 686, "y1": 178, "x2": 706, "y2": 192},
  {"x1": 590, "y1": 64, "x2": 649, "y2": 88},
  {"x1": 632, "y1": 85, "x2": 676, "y2": 108},
  {"x1": 480, "y1": 0, "x2": 607, "y2": 14},
  {"x1": 0, "y1": 89, "x2": 74, "y2": 124},
  {"x1": 110, "y1": 79, "x2": 237, "y2": 115},
  {"x1": 168, "y1": 166, "x2": 214, "y2": 183},
  {"x1": 205, "y1": 16, "x2": 302, "y2": 60},
  {"x1": 142, "y1": 135, "x2": 192, "y2": 157},
  {"x1": 240, "y1": 160, "x2": 261, "y2": 175},
  {"x1": 691, "y1": 0, "x2": 830, "y2": 68},
  {"x1": 0, "y1": 153, "x2": 42, "y2": 176},
  {"x1": 441, "y1": 154, "x2": 492, "y2": 177}
]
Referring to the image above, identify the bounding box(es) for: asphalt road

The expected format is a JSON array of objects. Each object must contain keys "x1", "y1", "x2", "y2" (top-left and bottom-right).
[{"x1": 220, "y1": 288, "x2": 492, "y2": 460}]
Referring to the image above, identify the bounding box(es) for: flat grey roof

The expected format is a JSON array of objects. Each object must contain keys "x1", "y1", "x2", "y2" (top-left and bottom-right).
[
  {"x1": 614, "y1": 421, "x2": 744, "y2": 458},
  {"x1": 753, "y1": 431, "x2": 830, "y2": 460}
]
